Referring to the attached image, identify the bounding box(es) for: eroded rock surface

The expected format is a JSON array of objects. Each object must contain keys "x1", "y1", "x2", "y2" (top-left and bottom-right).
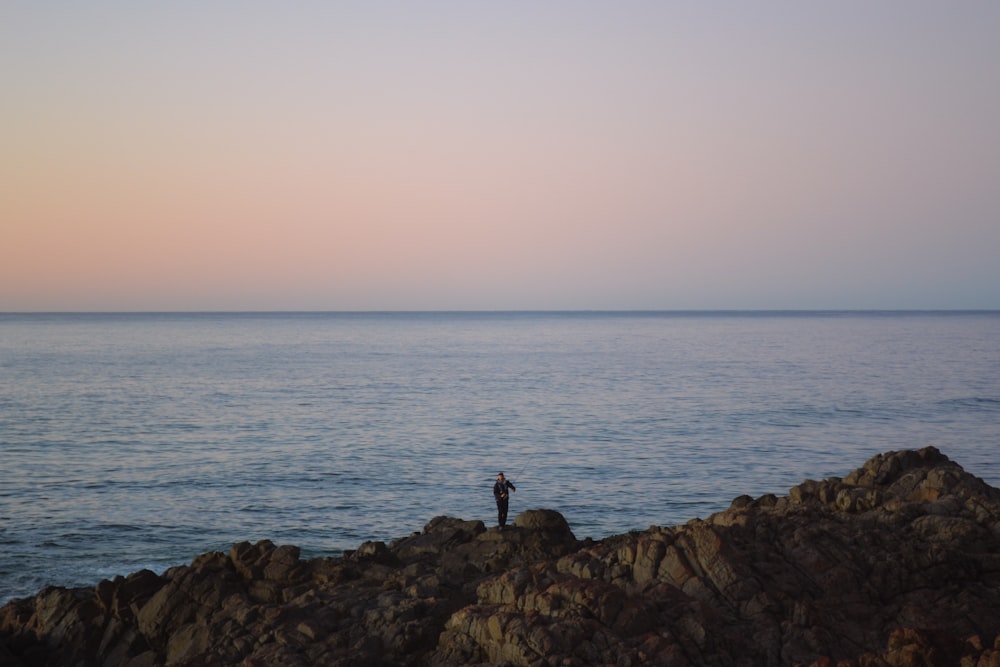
[{"x1": 3, "y1": 447, "x2": 1000, "y2": 666}]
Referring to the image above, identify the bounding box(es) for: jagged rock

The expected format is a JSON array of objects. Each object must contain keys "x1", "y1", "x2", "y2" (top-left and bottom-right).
[{"x1": 3, "y1": 447, "x2": 1000, "y2": 666}]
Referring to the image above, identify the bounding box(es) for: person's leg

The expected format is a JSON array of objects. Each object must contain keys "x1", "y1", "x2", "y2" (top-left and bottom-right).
[{"x1": 498, "y1": 499, "x2": 509, "y2": 527}]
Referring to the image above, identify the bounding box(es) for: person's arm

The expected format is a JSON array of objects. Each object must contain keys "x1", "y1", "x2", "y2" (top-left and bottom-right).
[{"x1": 508, "y1": 481, "x2": 516, "y2": 492}]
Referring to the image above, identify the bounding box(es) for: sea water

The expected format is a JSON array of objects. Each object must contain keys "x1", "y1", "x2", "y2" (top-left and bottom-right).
[{"x1": 1, "y1": 311, "x2": 998, "y2": 603}]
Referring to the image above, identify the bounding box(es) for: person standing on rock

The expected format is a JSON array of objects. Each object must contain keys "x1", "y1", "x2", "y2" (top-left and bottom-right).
[{"x1": 493, "y1": 471, "x2": 516, "y2": 529}]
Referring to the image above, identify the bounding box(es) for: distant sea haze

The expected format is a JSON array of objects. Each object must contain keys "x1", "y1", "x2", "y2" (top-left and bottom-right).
[{"x1": 1, "y1": 311, "x2": 998, "y2": 603}]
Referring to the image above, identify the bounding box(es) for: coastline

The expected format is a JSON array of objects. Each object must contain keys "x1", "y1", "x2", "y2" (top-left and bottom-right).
[
  {"x1": 4, "y1": 446, "x2": 1000, "y2": 666},
  {"x1": 5, "y1": 310, "x2": 999, "y2": 611}
]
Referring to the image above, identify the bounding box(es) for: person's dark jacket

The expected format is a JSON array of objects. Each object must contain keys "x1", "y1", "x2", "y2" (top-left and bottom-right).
[{"x1": 494, "y1": 479, "x2": 515, "y2": 500}]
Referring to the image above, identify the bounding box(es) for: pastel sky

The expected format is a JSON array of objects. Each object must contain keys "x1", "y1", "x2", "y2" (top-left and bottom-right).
[{"x1": 3, "y1": 2, "x2": 999, "y2": 311}]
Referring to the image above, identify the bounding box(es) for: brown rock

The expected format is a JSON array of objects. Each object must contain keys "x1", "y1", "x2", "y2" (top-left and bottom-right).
[{"x1": 4, "y1": 447, "x2": 1000, "y2": 666}]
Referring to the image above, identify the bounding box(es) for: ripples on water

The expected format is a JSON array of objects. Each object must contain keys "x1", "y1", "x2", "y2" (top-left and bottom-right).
[{"x1": 1, "y1": 311, "x2": 999, "y2": 602}]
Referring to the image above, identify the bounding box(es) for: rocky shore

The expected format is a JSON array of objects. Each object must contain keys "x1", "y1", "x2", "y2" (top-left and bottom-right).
[{"x1": 4, "y1": 446, "x2": 1000, "y2": 666}]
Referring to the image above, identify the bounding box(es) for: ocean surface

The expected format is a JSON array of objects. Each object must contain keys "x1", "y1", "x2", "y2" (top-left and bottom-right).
[{"x1": 2, "y1": 311, "x2": 999, "y2": 604}]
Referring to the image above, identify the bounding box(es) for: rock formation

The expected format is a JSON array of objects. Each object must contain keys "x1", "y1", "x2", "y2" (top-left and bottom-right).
[{"x1": 3, "y1": 447, "x2": 1000, "y2": 666}]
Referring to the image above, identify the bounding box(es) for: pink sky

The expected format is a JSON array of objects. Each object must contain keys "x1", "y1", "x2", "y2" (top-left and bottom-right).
[{"x1": 3, "y1": 3, "x2": 999, "y2": 311}]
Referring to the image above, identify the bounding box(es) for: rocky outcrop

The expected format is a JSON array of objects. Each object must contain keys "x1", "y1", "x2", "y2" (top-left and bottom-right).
[{"x1": 3, "y1": 447, "x2": 1000, "y2": 666}]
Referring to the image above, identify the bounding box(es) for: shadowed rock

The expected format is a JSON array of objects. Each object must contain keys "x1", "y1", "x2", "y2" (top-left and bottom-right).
[{"x1": 3, "y1": 447, "x2": 1000, "y2": 666}]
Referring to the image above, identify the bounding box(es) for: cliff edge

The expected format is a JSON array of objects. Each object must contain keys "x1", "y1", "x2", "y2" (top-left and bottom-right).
[{"x1": 3, "y1": 447, "x2": 1000, "y2": 666}]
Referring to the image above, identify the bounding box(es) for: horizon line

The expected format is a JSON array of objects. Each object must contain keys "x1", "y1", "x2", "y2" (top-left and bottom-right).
[{"x1": 3, "y1": 308, "x2": 999, "y2": 316}]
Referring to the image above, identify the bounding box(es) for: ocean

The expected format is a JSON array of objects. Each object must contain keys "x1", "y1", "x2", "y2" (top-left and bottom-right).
[{"x1": 2, "y1": 311, "x2": 998, "y2": 604}]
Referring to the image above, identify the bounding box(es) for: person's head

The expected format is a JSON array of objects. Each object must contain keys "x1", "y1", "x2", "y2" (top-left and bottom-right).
[{"x1": 497, "y1": 472, "x2": 504, "y2": 481}]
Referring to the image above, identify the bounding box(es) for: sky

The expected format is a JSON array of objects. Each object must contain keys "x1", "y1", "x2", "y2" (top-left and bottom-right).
[{"x1": 2, "y1": 2, "x2": 999, "y2": 311}]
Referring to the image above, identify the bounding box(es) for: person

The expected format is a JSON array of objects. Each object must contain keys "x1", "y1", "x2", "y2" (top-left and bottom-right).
[{"x1": 493, "y1": 471, "x2": 516, "y2": 529}]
